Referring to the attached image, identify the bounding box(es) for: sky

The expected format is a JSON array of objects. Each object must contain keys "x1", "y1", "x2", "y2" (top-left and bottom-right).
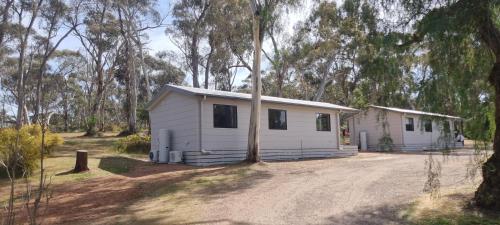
[{"x1": 56, "y1": 0, "x2": 316, "y2": 87}]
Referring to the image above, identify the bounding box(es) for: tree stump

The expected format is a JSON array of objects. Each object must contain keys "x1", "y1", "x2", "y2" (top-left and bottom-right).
[{"x1": 73, "y1": 150, "x2": 89, "y2": 173}]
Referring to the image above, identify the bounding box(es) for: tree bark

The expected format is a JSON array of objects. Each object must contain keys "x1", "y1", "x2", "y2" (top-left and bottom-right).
[
  {"x1": 204, "y1": 33, "x2": 215, "y2": 89},
  {"x1": 475, "y1": 61, "x2": 500, "y2": 209},
  {"x1": 86, "y1": 59, "x2": 104, "y2": 136},
  {"x1": 247, "y1": 10, "x2": 262, "y2": 162},
  {"x1": 191, "y1": 31, "x2": 200, "y2": 88},
  {"x1": 16, "y1": 1, "x2": 42, "y2": 129},
  {"x1": 474, "y1": 3, "x2": 500, "y2": 210},
  {"x1": 136, "y1": 35, "x2": 152, "y2": 101},
  {"x1": 73, "y1": 150, "x2": 89, "y2": 172}
]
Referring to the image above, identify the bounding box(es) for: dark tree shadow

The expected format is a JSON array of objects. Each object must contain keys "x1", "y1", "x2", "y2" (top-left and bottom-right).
[
  {"x1": 326, "y1": 203, "x2": 413, "y2": 225},
  {"x1": 97, "y1": 156, "x2": 197, "y2": 178}
]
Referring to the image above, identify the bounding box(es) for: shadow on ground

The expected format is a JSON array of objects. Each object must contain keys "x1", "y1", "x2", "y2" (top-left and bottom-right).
[
  {"x1": 39, "y1": 162, "x2": 273, "y2": 225},
  {"x1": 98, "y1": 156, "x2": 200, "y2": 178},
  {"x1": 326, "y1": 203, "x2": 412, "y2": 225}
]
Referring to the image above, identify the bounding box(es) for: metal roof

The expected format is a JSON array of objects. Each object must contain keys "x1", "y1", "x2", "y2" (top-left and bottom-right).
[
  {"x1": 370, "y1": 105, "x2": 462, "y2": 119},
  {"x1": 147, "y1": 84, "x2": 358, "y2": 112}
]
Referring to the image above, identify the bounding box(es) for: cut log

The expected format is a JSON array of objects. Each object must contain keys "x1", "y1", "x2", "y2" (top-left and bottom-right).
[{"x1": 73, "y1": 150, "x2": 89, "y2": 173}]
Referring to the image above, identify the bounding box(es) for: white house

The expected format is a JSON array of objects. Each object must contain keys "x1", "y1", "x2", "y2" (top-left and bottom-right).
[
  {"x1": 146, "y1": 84, "x2": 359, "y2": 166},
  {"x1": 347, "y1": 105, "x2": 464, "y2": 151}
]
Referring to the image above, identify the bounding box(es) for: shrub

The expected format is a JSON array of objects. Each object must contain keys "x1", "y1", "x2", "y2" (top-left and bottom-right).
[
  {"x1": 115, "y1": 134, "x2": 151, "y2": 154},
  {"x1": 378, "y1": 134, "x2": 394, "y2": 152},
  {"x1": 0, "y1": 125, "x2": 63, "y2": 177}
]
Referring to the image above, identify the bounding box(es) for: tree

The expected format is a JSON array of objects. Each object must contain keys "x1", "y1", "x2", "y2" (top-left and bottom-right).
[
  {"x1": 32, "y1": 0, "x2": 80, "y2": 123},
  {"x1": 170, "y1": 0, "x2": 211, "y2": 88},
  {"x1": 74, "y1": 0, "x2": 120, "y2": 136},
  {"x1": 387, "y1": 0, "x2": 500, "y2": 209},
  {"x1": 203, "y1": 0, "x2": 253, "y2": 91},
  {"x1": 13, "y1": 0, "x2": 43, "y2": 129},
  {"x1": 247, "y1": 0, "x2": 264, "y2": 162}
]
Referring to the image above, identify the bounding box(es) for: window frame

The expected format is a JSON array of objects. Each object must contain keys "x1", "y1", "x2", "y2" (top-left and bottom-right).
[
  {"x1": 423, "y1": 119, "x2": 432, "y2": 132},
  {"x1": 405, "y1": 117, "x2": 414, "y2": 131},
  {"x1": 268, "y1": 108, "x2": 287, "y2": 130},
  {"x1": 316, "y1": 113, "x2": 331, "y2": 131},
  {"x1": 213, "y1": 104, "x2": 238, "y2": 129}
]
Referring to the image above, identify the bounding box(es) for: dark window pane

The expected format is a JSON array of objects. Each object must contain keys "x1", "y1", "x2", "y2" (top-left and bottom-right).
[
  {"x1": 405, "y1": 117, "x2": 414, "y2": 131},
  {"x1": 268, "y1": 109, "x2": 287, "y2": 130},
  {"x1": 316, "y1": 113, "x2": 331, "y2": 131},
  {"x1": 443, "y1": 121, "x2": 450, "y2": 133},
  {"x1": 424, "y1": 119, "x2": 432, "y2": 132},
  {"x1": 213, "y1": 104, "x2": 237, "y2": 128}
]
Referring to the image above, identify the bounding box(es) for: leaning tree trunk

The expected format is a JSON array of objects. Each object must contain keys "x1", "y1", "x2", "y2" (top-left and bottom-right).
[
  {"x1": 247, "y1": 9, "x2": 262, "y2": 163},
  {"x1": 475, "y1": 61, "x2": 500, "y2": 209},
  {"x1": 474, "y1": 4, "x2": 500, "y2": 210}
]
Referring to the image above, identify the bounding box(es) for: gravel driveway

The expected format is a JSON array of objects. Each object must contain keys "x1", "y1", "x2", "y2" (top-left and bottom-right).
[{"x1": 186, "y1": 151, "x2": 475, "y2": 225}]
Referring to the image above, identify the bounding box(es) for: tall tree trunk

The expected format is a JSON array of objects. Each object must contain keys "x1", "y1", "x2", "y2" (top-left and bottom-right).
[
  {"x1": 99, "y1": 89, "x2": 106, "y2": 132},
  {"x1": 128, "y1": 51, "x2": 137, "y2": 134},
  {"x1": 136, "y1": 37, "x2": 152, "y2": 101},
  {"x1": 87, "y1": 62, "x2": 104, "y2": 136},
  {"x1": 33, "y1": 66, "x2": 45, "y2": 123},
  {"x1": 247, "y1": 10, "x2": 262, "y2": 162},
  {"x1": 63, "y1": 93, "x2": 68, "y2": 132},
  {"x1": 474, "y1": 4, "x2": 500, "y2": 210},
  {"x1": 475, "y1": 61, "x2": 500, "y2": 209},
  {"x1": 277, "y1": 70, "x2": 283, "y2": 97},
  {"x1": 313, "y1": 73, "x2": 330, "y2": 101},
  {"x1": 191, "y1": 31, "x2": 200, "y2": 88},
  {"x1": 204, "y1": 50, "x2": 213, "y2": 89}
]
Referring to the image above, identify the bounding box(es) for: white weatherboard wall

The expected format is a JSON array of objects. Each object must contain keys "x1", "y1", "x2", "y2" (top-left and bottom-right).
[
  {"x1": 401, "y1": 114, "x2": 460, "y2": 150},
  {"x1": 149, "y1": 92, "x2": 199, "y2": 154},
  {"x1": 349, "y1": 107, "x2": 462, "y2": 151},
  {"x1": 182, "y1": 96, "x2": 356, "y2": 166},
  {"x1": 349, "y1": 108, "x2": 403, "y2": 150}
]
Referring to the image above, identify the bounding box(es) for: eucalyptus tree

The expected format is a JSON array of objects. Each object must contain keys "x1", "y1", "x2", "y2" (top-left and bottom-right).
[
  {"x1": 143, "y1": 51, "x2": 186, "y2": 93},
  {"x1": 204, "y1": 0, "x2": 253, "y2": 91},
  {"x1": 12, "y1": 0, "x2": 43, "y2": 129},
  {"x1": 292, "y1": 1, "x2": 344, "y2": 102},
  {"x1": 51, "y1": 50, "x2": 85, "y2": 131},
  {"x1": 170, "y1": 0, "x2": 211, "y2": 88},
  {"x1": 114, "y1": 0, "x2": 161, "y2": 134},
  {"x1": 247, "y1": 0, "x2": 298, "y2": 162},
  {"x1": 384, "y1": 0, "x2": 500, "y2": 209},
  {"x1": 73, "y1": 0, "x2": 120, "y2": 135},
  {"x1": 32, "y1": 0, "x2": 81, "y2": 123}
]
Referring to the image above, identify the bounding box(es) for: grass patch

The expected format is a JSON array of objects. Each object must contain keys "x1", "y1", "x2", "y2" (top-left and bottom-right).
[
  {"x1": 98, "y1": 156, "x2": 141, "y2": 174},
  {"x1": 148, "y1": 166, "x2": 257, "y2": 197},
  {"x1": 405, "y1": 187, "x2": 500, "y2": 225}
]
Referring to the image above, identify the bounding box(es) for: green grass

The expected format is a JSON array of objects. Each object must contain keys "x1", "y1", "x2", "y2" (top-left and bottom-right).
[{"x1": 0, "y1": 132, "x2": 148, "y2": 196}]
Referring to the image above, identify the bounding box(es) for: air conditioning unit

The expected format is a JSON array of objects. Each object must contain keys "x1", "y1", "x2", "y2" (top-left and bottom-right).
[
  {"x1": 158, "y1": 129, "x2": 170, "y2": 163},
  {"x1": 169, "y1": 151, "x2": 183, "y2": 163},
  {"x1": 149, "y1": 150, "x2": 159, "y2": 162}
]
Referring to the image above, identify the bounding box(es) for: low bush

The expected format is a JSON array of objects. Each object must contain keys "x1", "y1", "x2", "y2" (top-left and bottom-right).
[
  {"x1": 0, "y1": 125, "x2": 64, "y2": 177},
  {"x1": 378, "y1": 134, "x2": 394, "y2": 151},
  {"x1": 115, "y1": 134, "x2": 151, "y2": 154}
]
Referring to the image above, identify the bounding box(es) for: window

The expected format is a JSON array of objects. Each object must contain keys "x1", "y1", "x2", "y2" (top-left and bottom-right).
[
  {"x1": 423, "y1": 119, "x2": 432, "y2": 132},
  {"x1": 213, "y1": 104, "x2": 237, "y2": 128},
  {"x1": 405, "y1": 117, "x2": 414, "y2": 131},
  {"x1": 268, "y1": 109, "x2": 287, "y2": 130},
  {"x1": 442, "y1": 120, "x2": 451, "y2": 133},
  {"x1": 316, "y1": 113, "x2": 331, "y2": 131}
]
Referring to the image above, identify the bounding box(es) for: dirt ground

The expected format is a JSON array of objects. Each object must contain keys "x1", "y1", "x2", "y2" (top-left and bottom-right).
[
  {"x1": 36, "y1": 151, "x2": 480, "y2": 224},
  {"x1": 1, "y1": 134, "x2": 482, "y2": 225}
]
